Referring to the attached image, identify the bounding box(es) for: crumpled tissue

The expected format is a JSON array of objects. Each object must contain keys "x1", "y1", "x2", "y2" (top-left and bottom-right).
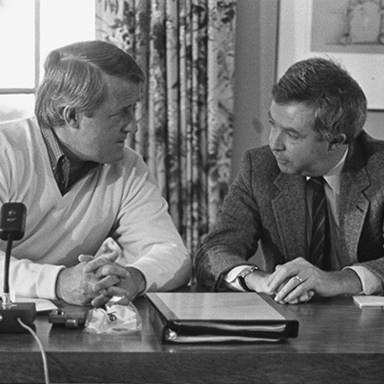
[{"x1": 85, "y1": 299, "x2": 142, "y2": 335}]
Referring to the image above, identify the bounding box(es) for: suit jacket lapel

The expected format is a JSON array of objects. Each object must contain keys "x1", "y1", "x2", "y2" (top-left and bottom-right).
[
  {"x1": 339, "y1": 144, "x2": 370, "y2": 265},
  {"x1": 272, "y1": 173, "x2": 307, "y2": 261}
]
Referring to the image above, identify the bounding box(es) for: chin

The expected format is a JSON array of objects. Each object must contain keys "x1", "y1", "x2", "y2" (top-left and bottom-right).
[
  {"x1": 100, "y1": 153, "x2": 124, "y2": 164},
  {"x1": 107, "y1": 156, "x2": 124, "y2": 164},
  {"x1": 277, "y1": 163, "x2": 296, "y2": 174}
]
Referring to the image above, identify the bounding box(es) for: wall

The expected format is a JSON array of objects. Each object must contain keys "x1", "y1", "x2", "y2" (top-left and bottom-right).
[
  {"x1": 232, "y1": 0, "x2": 384, "y2": 181},
  {"x1": 231, "y1": 0, "x2": 278, "y2": 181}
]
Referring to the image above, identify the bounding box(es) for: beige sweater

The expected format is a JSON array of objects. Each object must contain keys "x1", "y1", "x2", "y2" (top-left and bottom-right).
[{"x1": 0, "y1": 117, "x2": 191, "y2": 300}]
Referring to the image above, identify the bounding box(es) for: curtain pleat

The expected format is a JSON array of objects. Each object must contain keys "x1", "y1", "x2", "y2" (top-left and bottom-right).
[{"x1": 96, "y1": 0, "x2": 236, "y2": 256}]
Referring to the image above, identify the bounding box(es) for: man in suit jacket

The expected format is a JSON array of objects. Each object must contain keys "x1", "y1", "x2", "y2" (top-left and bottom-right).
[{"x1": 195, "y1": 57, "x2": 384, "y2": 304}]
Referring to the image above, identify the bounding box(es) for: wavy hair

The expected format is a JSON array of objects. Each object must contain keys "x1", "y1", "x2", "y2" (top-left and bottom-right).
[
  {"x1": 35, "y1": 40, "x2": 145, "y2": 129},
  {"x1": 272, "y1": 57, "x2": 367, "y2": 144}
]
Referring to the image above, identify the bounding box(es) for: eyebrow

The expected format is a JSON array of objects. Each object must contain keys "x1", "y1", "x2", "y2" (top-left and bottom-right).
[{"x1": 267, "y1": 110, "x2": 303, "y2": 137}]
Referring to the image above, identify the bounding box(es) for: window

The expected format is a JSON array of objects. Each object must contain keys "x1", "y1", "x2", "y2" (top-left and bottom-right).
[{"x1": 0, "y1": 0, "x2": 95, "y2": 122}]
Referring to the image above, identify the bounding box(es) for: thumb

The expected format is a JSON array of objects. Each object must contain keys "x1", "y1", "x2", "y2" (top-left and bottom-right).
[{"x1": 78, "y1": 254, "x2": 94, "y2": 263}]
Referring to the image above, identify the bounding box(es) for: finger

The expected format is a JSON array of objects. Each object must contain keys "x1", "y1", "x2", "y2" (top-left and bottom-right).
[
  {"x1": 301, "y1": 290, "x2": 315, "y2": 302},
  {"x1": 109, "y1": 295, "x2": 131, "y2": 305},
  {"x1": 286, "y1": 290, "x2": 314, "y2": 305},
  {"x1": 78, "y1": 254, "x2": 94, "y2": 263},
  {"x1": 280, "y1": 283, "x2": 310, "y2": 304},
  {"x1": 91, "y1": 293, "x2": 111, "y2": 308},
  {"x1": 106, "y1": 286, "x2": 134, "y2": 302},
  {"x1": 93, "y1": 275, "x2": 120, "y2": 292},
  {"x1": 268, "y1": 269, "x2": 296, "y2": 293},
  {"x1": 274, "y1": 275, "x2": 304, "y2": 303},
  {"x1": 94, "y1": 264, "x2": 129, "y2": 279},
  {"x1": 95, "y1": 238, "x2": 121, "y2": 258},
  {"x1": 83, "y1": 251, "x2": 120, "y2": 273},
  {"x1": 94, "y1": 243, "x2": 109, "y2": 259}
]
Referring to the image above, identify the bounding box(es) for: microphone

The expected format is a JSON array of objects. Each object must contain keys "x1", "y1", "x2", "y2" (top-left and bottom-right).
[{"x1": 0, "y1": 203, "x2": 36, "y2": 333}]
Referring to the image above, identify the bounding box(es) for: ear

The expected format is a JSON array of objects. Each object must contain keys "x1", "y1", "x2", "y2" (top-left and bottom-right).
[
  {"x1": 329, "y1": 134, "x2": 347, "y2": 150},
  {"x1": 62, "y1": 106, "x2": 80, "y2": 128}
]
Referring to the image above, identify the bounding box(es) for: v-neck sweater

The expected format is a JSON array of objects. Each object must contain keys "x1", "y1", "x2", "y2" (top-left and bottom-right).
[{"x1": 0, "y1": 117, "x2": 191, "y2": 300}]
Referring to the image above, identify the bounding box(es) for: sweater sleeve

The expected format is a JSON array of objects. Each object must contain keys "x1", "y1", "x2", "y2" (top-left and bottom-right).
[
  {"x1": 0, "y1": 119, "x2": 66, "y2": 300},
  {"x1": 111, "y1": 155, "x2": 192, "y2": 293},
  {"x1": 0, "y1": 250, "x2": 65, "y2": 300}
]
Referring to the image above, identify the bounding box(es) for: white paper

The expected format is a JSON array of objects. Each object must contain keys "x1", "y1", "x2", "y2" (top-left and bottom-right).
[
  {"x1": 353, "y1": 295, "x2": 384, "y2": 308},
  {"x1": 15, "y1": 297, "x2": 58, "y2": 312}
]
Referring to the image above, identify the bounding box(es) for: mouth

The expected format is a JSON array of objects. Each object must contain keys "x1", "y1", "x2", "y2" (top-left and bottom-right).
[
  {"x1": 275, "y1": 156, "x2": 288, "y2": 165},
  {"x1": 116, "y1": 137, "x2": 127, "y2": 144}
]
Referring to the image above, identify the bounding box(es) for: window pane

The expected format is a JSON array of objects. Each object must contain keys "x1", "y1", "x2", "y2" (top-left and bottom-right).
[
  {"x1": 0, "y1": 94, "x2": 35, "y2": 122},
  {"x1": 0, "y1": 0, "x2": 35, "y2": 88},
  {"x1": 40, "y1": 0, "x2": 95, "y2": 78}
]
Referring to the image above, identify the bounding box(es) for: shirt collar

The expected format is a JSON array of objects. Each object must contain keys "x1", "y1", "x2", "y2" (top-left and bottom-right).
[
  {"x1": 40, "y1": 125, "x2": 65, "y2": 172},
  {"x1": 40, "y1": 125, "x2": 99, "y2": 188},
  {"x1": 306, "y1": 147, "x2": 348, "y2": 195},
  {"x1": 323, "y1": 147, "x2": 348, "y2": 194}
]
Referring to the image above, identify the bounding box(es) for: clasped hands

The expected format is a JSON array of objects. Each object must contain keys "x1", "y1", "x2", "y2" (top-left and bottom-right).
[
  {"x1": 56, "y1": 239, "x2": 146, "y2": 307},
  {"x1": 244, "y1": 257, "x2": 362, "y2": 305}
]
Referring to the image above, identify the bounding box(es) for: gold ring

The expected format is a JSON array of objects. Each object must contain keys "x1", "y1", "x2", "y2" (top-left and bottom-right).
[{"x1": 294, "y1": 276, "x2": 303, "y2": 284}]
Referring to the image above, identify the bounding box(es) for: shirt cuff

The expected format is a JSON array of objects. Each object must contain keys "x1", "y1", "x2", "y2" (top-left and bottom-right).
[
  {"x1": 36, "y1": 264, "x2": 66, "y2": 300},
  {"x1": 224, "y1": 265, "x2": 257, "y2": 292},
  {"x1": 344, "y1": 266, "x2": 383, "y2": 295}
]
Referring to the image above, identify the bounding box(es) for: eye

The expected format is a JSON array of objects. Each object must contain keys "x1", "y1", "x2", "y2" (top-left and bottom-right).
[
  {"x1": 113, "y1": 105, "x2": 135, "y2": 119},
  {"x1": 269, "y1": 120, "x2": 277, "y2": 130},
  {"x1": 287, "y1": 131, "x2": 300, "y2": 141}
]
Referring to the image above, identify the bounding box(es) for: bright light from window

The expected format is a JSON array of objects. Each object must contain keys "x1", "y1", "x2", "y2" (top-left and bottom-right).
[
  {"x1": 40, "y1": 0, "x2": 95, "y2": 77},
  {"x1": 0, "y1": 0, "x2": 35, "y2": 88},
  {"x1": 0, "y1": 0, "x2": 95, "y2": 122}
]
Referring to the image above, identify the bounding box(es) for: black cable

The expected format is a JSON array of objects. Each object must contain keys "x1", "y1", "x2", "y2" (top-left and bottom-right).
[{"x1": 3, "y1": 233, "x2": 13, "y2": 296}]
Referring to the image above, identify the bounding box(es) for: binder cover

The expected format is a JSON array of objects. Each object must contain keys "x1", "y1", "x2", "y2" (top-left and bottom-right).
[{"x1": 146, "y1": 292, "x2": 299, "y2": 343}]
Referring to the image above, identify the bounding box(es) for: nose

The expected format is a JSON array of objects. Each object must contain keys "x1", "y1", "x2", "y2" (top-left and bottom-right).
[
  {"x1": 122, "y1": 114, "x2": 138, "y2": 135},
  {"x1": 269, "y1": 128, "x2": 285, "y2": 152},
  {"x1": 129, "y1": 117, "x2": 138, "y2": 134}
]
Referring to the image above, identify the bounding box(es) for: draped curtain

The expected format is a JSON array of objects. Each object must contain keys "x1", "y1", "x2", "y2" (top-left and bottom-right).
[{"x1": 96, "y1": 0, "x2": 236, "y2": 256}]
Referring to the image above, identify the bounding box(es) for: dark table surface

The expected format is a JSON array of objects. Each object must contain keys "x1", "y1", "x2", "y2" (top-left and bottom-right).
[{"x1": 1, "y1": 292, "x2": 384, "y2": 384}]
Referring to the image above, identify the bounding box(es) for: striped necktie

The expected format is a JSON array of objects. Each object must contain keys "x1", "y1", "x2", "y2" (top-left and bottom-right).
[{"x1": 308, "y1": 177, "x2": 329, "y2": 270}]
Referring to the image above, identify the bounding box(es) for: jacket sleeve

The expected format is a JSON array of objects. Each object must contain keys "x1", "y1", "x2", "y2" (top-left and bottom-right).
[{"x1": 195, "y1": 151, "x2": 262, "y2": 291}]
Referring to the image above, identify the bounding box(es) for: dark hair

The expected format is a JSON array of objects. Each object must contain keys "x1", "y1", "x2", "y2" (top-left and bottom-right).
[
  {"x1": 272, "y1": 57, "x2": 367, "y2": 144},
  {"x1": 35, "y1": 40, "x2": 145, "y2": 129}
]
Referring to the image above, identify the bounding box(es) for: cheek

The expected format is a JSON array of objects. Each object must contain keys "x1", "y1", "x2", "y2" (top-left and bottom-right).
[
  {"x1": 293, "y1": 144, "x2": 327, "y2": 167},
  {"x1": 287, "y1": 143, "x2": 313, "y2": 163}
]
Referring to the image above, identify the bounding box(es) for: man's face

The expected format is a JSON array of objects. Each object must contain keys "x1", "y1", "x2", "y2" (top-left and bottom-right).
[
  {"x1": 73, "y1": 74, "x2": 141, "y2": 164},
  {"x1": 268, "y1": 101, "x2": 332, "y2": 177}
]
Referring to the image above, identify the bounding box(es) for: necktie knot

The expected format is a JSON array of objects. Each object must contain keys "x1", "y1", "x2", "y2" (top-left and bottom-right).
[{"x1": 309, "y1": 177, "x2": 325, "y2": 192}]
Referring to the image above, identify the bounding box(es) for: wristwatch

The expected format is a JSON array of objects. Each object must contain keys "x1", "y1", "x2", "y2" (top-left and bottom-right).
[{"x1": 237, "y1": 265, "x2": 258, "y2": 291}]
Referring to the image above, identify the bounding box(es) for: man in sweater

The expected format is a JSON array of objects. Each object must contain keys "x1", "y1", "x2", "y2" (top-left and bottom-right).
[
  {"x1": 195, "y1": 57, "x2": 384, "y2": 304},
  {"x1": 0, "y1": 40, "x2": 191, "y2": 307}
]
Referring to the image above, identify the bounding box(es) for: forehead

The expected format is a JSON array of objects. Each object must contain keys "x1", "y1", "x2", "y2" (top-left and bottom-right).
[
  {"x1": 103, "y1": 74, "x2": 141, "y2": 106},
  {"x1": 269, "y1": 101, "x2": 316, "y2": 135}
]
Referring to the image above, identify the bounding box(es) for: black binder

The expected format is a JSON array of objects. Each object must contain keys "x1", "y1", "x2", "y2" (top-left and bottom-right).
[{"x1": 146, "y1": 292, "x2": 299, "y2": 343}]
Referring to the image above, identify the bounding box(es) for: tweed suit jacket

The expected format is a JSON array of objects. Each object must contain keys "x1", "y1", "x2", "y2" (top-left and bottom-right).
[{"x1": 195, "y1": 131, "x2": 384, "y2": 291}]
